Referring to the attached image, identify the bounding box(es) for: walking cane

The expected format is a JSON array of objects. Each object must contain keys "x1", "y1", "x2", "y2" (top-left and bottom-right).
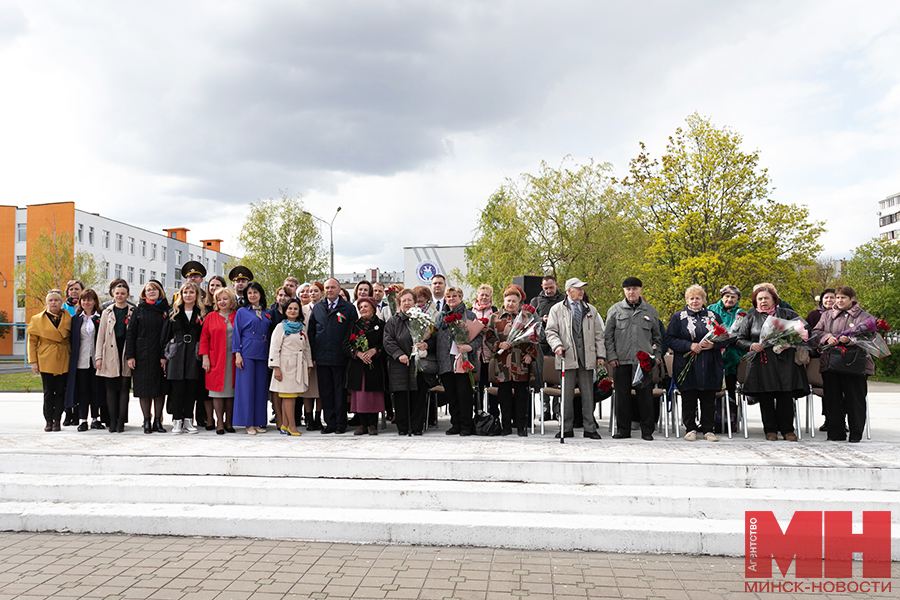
[{"x1": 559, "y1": 349, "x2": 566, "y2": 445}]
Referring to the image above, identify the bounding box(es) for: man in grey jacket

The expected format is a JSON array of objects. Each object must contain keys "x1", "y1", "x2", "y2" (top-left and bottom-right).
[
  {"x1": 545, "y1": 278, "x2": 606, "y2": 439},
  {"x1": 605, "y1": 277, "x2": 662, "y2": 441}
]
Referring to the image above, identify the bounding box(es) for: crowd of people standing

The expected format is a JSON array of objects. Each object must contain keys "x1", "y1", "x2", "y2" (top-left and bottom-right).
[{"x1": 26, "y1": 263, "x2": 876, "y2": 444}]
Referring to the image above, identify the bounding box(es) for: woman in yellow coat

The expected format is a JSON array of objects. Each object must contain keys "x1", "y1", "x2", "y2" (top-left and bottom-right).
[{"x1": 27, "y1": 290, "x2": 72, "y2": 432}]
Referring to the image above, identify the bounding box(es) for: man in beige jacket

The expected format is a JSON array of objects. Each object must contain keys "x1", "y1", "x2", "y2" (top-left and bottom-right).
[{"x1": 545, "y1": 278, "x2": 606, "y2": 439}]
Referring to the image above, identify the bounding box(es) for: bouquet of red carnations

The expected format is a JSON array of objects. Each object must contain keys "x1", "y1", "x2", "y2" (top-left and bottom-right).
[
  {"x1": 631, "y1": 351, "x2": 655, "y2": 388},
  {"x1": 445, "y1": 313, "x2": 478, "y2": 386},
  {"x1": 819, "y1": 316, "x2": 891, "y2": 359},
  {"x1": 740, "y1": 316, "x2": 808, "y2": 362},
  {"x1": 491, "y1": 304, "x2": 541, "y2": 359},
  {"x1": 385, "y1": 286, "x2": 399, "y2": 314},
  {"x1": 677, "y1": 320, "x2": 730, "y2": 386},
  {"x1": 350, "y1": 331, "x2": 372, "y2": 370}
]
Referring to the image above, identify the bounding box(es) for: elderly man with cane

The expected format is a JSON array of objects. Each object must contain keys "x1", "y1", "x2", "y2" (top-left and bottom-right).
[{"x1": 545, "y1": 278, "x2": 606, "y2": 440}]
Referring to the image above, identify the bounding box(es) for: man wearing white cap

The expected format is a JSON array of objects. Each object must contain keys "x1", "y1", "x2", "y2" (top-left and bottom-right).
[{"x1": 545, "y1": 277, "x2": 606, "y2": 439}]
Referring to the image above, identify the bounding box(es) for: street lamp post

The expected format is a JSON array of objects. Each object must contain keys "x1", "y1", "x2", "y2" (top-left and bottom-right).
[{"x1": 304, "y1": 207, "x2": 341, "y2": 279}]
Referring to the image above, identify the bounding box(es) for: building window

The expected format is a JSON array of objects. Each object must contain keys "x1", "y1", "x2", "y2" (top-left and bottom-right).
[
  {"x1": 16, "y1": 327, "x2": 26, "y2": 342},
  {"x1": 115, "y1": 234, "x2": 123, "y2": 252},
  {"x1": 127, "y1": 266, "x2": 134, "y2": 283},
  {"x1": 140, "y1": 240, "x2": 146, "y2": 257},
  {"x1": 162, "y1": 247, "x2": 167, "y2": 261},
  {"x1": 150, "y1": 270, "x2": 157, "y2": 280},
  {"x1": 161, "y1": 272, "x2": 167, "y2": 287},
  {"x1": 139, "y1": 268, "x2": 146, "y2": 285},
  {"x1": 151, "y1": 243, "x2": 157, "y2": 260},
  {"x1": 129, "y1": 237, "x2": 135, "y2": 255},
  {"x1": 103, "y1": 262, "x2": 109, "y2": 279},
  {"x1": 175, "y1": 278, "x2": 183, "y2": 289},
  {"x1": 77, "y1": 224, "x2": 84, "y2": 243},
  {"x1": 17, "y1": 223, "x2": 26, "y2": 242},
  {"x1": 175, "y1": 250, "x2": 182, "y2": 263},
  {"x1": 170, "y1": 231, "x2": 177, "y2": 239},
  {"x1": 114, "y1": 264, "x2": 122, "y2": 278},
  {"x1": 103, "y1": 230, "x2": 110, "y2": 249},
  {"x1": 16, "y1": 294, "x2": 25, "y2": 309},
  {"x1": 16, "y1": 255, "x2": 25, "y2": 265},
  {"x1": 88, "y1": 227, "x2": 94, "y2": 245}
]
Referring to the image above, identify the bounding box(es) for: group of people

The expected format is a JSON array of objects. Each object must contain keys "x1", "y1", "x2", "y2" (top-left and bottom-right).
[{"x1": 26, "y1": 264, "x2": 874, "y2": 443}]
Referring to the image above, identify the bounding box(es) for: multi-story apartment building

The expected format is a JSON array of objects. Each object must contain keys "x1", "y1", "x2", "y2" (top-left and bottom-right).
[
  {"x1": 0, "y1": 201, "x2": 230, "y2": 356},
  {"x1": 878, "y1": 192, "x2": 900, "y2": 241}
]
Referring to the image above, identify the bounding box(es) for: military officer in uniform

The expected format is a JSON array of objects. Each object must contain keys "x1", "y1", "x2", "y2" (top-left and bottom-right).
[
  {"x1": 177, "y1": 261, "x2": 208, "y2": 304},
  {"x1": 229, "y1": 266, "x2": 253, "y2": 308}
]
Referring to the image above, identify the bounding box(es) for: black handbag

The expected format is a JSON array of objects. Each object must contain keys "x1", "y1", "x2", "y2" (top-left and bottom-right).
[{"x1": 827, "y1": 347, "x2": 867, "y2": 375}]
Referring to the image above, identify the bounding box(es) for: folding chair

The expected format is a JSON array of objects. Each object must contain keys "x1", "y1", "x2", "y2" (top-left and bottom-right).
[
  {"x1": 541, "y1": 356, "x2": 580, "y2": 436},
  {"x1": 662, "y1": 354, "x2": 680, "y2": 438},
  {"x1": 805, "y1": 358, "x2": 823, "y2": 438}
]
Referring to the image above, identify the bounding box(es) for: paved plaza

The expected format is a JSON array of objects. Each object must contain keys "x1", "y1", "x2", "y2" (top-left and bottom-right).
[{"x1": 2, "y1": 532, "x2": 898, "y2": 600}]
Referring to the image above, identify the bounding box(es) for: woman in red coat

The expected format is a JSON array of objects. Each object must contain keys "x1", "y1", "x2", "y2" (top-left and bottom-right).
[{"x1": 199, "y1": 287, "x2": 237, "y2": 434}]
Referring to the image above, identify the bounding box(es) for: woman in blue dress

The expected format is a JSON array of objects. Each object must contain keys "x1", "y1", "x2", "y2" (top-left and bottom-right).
[{"x1": 232, "y1": 282, "x2": 272, "y2": 434}]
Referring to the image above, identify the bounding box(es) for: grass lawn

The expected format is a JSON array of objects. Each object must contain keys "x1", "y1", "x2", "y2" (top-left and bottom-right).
[{"x1": 0, "y1": 372, "x2": 43, "y2": 392}]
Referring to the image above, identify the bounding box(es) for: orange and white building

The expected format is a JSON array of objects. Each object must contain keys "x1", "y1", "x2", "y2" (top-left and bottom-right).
[{"x1": 0, "y1": 202, "x2": 231, "y2": 356}]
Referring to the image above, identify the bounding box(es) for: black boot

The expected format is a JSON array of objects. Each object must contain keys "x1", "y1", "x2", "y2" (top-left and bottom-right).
[
  {"x1": 305, "y1": 412, "x2": 315, "y2": 432},
  {"x1": 143, "y1": 419, "x2": 153, "y2": 434},
  {"x1": 153, "y1": 419, "x2": 166, "y2": 433},
  {"x1": 313, "y1": 411, "x2": 323, "y2": 431}
]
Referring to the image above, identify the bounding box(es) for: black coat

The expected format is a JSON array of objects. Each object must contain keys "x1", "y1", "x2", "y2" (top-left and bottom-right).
[
  {"x1": 665, "y1": 307, "x2": 732, "y2": 391},
  {"x1": 308, "y1": 297, "x2": 358, "y2": 366},
  {"x1": 162, "y1": 308, "x2": 204, "y2": 381},
  {"x1": 65, "y1": 312, "x2": 102, "y2": 408},
  {"x1": 383, "y1": 311, "x2": 437, "y2": 392},
  {"x1": 125, "y1": 300, "x2": 170, "y2": 397},
  {"x1": 734, "y1": 307, "x2": 809, "y2": 396},
  {"x1": 529, "y1": 290, "x2": 566, "y2": 351},
  {"x1": 342, "y1": 316, "x2": 387, "y2": 392}
]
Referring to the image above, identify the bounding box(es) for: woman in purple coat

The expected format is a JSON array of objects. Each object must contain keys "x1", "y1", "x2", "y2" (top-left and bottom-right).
[{"x1": 233, "y1": 282, "x2": 273, "y2": 434}]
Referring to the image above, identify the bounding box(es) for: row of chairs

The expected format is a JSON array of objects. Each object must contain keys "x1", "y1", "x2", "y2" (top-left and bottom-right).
[{"x1": 420, "y1": 354, "x2": 872, "y2": 440}]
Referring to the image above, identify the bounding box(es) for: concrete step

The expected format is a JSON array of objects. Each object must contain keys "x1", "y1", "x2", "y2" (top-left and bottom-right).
[
  {"x1": 1, "y1": 452, "x2": 897, "y2": 490},
  {"x1": 1, "y1": 474, "x2": 898, "y2": 520}
]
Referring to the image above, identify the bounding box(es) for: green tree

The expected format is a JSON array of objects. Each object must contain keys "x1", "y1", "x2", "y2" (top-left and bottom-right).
[
  {"x1": 14, "y1": 219, "x2": 103, "y2": 313},
  {"x1": 234, "y1": 192, "x2": 328, "y2": 295},
  {"x1": 622, "y1": 113, "x2": 825, "y2": 315},
  {"x1": 843, "y1": 238, "x2": 900, "y2": 323},
  {"x1": 462, "y1": 158, "x2": 650, "y2": 311}
]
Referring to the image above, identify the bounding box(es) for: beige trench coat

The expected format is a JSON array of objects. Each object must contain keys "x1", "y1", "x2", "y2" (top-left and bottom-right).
[
  {"x1": 94, "y1": 304, "x2": 134, "y2": 379},
  {"x1": 268, "y1": 326, "x2": 313, "y2": 395}
]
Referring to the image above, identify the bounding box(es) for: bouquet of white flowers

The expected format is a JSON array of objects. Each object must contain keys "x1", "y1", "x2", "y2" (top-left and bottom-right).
[{"x1": 406, "y1": 306, "x2": 433, "y2": 373}]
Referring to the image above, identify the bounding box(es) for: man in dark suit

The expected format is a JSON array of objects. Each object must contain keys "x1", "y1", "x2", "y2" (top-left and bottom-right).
[{"x1": 308, "y1": 278, "x2": 358, "y2": 433}]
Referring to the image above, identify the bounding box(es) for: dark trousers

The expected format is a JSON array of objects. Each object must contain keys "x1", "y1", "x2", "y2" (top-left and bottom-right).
[
  {"x1": 169, "y1": 378, "x2": 200, "y2": 420},
  {"x1": 75, "y1": 367, "x2": 103, "y2": 421},
  {"x1": 681, "y1": 389, "x2": 716, "y2": 434},
  {"x1": 442, "y1": 372, "x2": 474, "y2": 433},
  {"x1": 724, "y1": 373, "x2": 737, "y2": 401},
  {"x1": 394, "y1": 384, "x2": 427, "y2": 434},
  {"x1": 822, "y1": 372, "x2": 867, "y2": 441},
  {"x1": 105, "y1": 376, "x2": 130, "y2": 429},
  {"x1": 613, "y1": 364, "x2": 655, "y2": 436},
  {"x1": 317, "y1": 365, "x2": 347, "y2": 431},
  {"x1": 497, "y1": 381, "x2": 530, "y2": 432},
  {"x1": 41, "y1": 373, "x2": 66, "y2": 423},
  {"x1": 757, "y1": 391, "x2": 795, "y2": 434}
]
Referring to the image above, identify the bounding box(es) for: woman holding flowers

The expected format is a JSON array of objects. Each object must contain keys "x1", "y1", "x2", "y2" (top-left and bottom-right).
[
  {"x1": 808, "y1": 286, "x2": 875, "y2": 443},
  {"x1": 383, "y1": 288, "x2": 433, "y2": 435},
  {"x1": 665, "y1": 285, "x2": 733, "y2": 442},
  {"x1": 472, "y1": 284, "x2": 498, "y2": 416},
  {"x1": 733, "y1": 286, "x2": 808, "y2": 442},
  {"x1": 343, "y1": 297, "x2": 386, "y2": 435},
  {"x1": 435, "y1": 286, "x2": 482, "y2": 436},
  {"x1": 486, "y1": 286, "x2": 538, "y2": 436},
  {"x1": 708, "y1": 285, "x2": 744, "y2": 431}
]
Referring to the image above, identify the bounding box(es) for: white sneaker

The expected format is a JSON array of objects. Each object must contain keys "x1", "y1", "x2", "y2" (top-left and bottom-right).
[
  {"x1": 171, "y1": 420, "x2": 183, "y2": 434},
  {"x1": 705, "y1": 432, "x2": 719, "y2": 442},
  {"x1": 684, "y1": 430, "x2": 697, "y2": 442},
  {"x1": 184, "y1": 419, "x2": 198, "y2": 434}
]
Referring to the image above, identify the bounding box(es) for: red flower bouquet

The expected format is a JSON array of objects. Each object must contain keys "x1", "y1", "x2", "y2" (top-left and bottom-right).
[
  {"x1": 676, "y1": 319, "x2": 730, "y2": 386},
  {"x1": 490, "y1": 305, "x2": 540, "y2": 359}
]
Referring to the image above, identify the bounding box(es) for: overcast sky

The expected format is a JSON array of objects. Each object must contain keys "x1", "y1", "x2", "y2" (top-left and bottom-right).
[{"x1": 2, "y1": 1, "x2": 899, "y2": 273}]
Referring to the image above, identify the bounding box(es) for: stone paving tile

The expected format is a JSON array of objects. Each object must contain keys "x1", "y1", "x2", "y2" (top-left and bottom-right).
[{"x1": 0, "y1": 533, "x2": 896, "y2": 600}]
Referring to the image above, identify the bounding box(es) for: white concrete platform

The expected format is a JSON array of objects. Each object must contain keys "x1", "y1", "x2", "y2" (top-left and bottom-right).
[{"x1": 0, "y1": 388, "x2": 899, "y2": 556}]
